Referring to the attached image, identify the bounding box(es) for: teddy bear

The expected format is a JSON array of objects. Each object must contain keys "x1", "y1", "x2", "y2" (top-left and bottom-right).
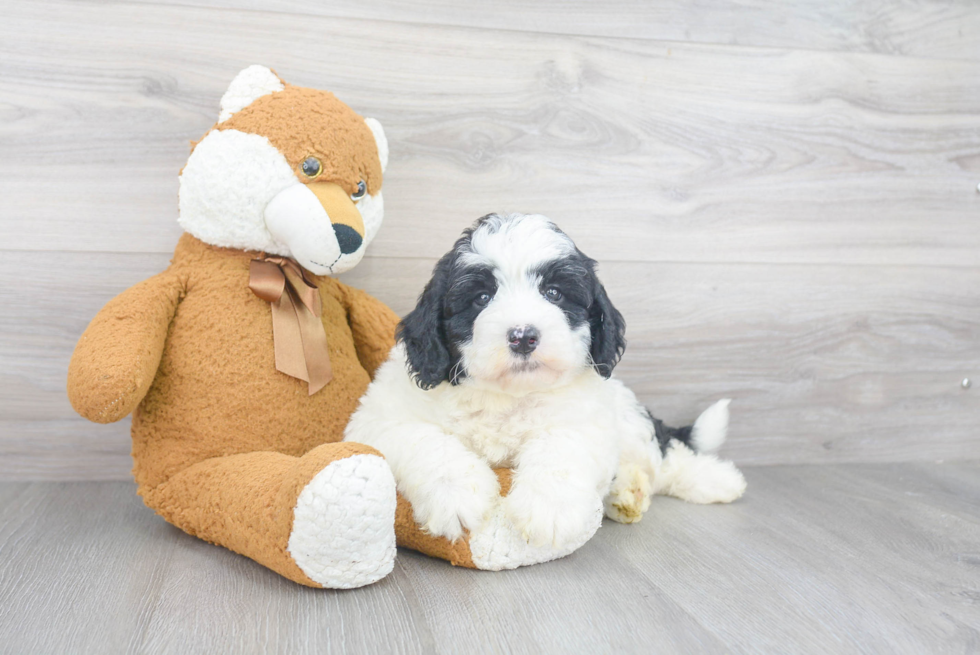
[{"x1": 68, "y1": 66, "x2": 601, "y2": 588}]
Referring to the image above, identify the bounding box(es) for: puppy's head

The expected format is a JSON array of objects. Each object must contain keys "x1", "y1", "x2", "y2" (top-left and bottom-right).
[{"x1": 398, "y1": 213, "x2": 626, "y2": 393}]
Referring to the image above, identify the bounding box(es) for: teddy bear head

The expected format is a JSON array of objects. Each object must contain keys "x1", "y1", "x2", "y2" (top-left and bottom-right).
[{"x1": 177, "y1": 65, "x2": 388, "y2": 275}]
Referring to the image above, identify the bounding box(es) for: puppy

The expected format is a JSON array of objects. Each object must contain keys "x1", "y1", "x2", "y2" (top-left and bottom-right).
[{"x1": 345, "y1": 213, "x2": 746, "y2": 547}]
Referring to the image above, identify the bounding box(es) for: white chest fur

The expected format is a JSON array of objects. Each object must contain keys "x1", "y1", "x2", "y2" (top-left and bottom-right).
[
  {"x1": 345, "y1": 344, "x2": 632, "y2": 486},
  {"x1": 425, "y1": 372, "x2": 618, "y2": 468}
]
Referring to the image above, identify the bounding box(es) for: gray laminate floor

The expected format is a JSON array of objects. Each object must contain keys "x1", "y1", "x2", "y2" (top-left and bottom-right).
[{"x1": 1, "y1": 462, "x2": 978, "y2": 654}]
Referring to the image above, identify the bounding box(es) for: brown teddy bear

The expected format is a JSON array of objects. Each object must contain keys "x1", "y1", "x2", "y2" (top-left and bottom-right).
[
  {"x1": 68, "y1": 66, "x2": 599, "y2": 587},
  {"x1": 68, "y1": 66, "x2": 401, "y2": 588}
]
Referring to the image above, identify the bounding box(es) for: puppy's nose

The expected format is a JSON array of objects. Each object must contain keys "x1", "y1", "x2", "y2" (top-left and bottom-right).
[
  {"x1": 333, "y1": 223, "x2": 363, "y2": 255},
  {"x1": 508, "y1": 325, "x2": 540, "y2": 355}
]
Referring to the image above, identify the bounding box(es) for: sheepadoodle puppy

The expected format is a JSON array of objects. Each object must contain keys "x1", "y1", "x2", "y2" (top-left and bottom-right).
[{"x1": 345, "y1": 213, "x2": 746, "y2": 547}]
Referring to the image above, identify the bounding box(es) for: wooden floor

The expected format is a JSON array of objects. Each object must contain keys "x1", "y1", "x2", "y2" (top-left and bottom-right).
[{"x1": 2, "y1": 461, "x2": 978, "y2": 654}]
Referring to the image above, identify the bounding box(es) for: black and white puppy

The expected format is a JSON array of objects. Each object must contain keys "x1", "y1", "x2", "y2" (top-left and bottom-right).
[{"x1": 345, "y1": 213, "x2": 745, "y2": 548}]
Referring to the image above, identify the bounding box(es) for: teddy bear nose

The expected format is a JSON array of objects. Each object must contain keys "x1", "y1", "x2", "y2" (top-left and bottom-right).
[
  {"x1": 333, "y1": 223, "x2": 363, "y2": 255},
  {"x1": 507, "y1": 325, "x2": 540, "y2": 355}
]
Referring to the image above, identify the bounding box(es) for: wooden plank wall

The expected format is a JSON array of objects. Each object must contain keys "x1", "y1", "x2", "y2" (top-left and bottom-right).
[{"x1": 1, "y1": 1, "x2": 978, "y2": 480}]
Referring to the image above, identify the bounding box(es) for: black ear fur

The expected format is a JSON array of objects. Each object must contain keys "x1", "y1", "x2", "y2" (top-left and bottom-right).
[
  {"x1": 397, "y1": 251, "x2": 454, "y2": 390},
  {"x1": 588, "y1": 275, "x2": 626, "y2": 378}
]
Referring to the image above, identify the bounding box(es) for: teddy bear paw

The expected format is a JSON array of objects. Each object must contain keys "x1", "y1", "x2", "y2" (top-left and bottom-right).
[{"x1": 287, "y1": 453, "x2": 397, "y2": 588}]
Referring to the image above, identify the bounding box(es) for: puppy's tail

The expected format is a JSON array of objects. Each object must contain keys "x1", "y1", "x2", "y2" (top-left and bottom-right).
[{"x1": 650, "y1": 399, "x2": 730, "y2": 456}]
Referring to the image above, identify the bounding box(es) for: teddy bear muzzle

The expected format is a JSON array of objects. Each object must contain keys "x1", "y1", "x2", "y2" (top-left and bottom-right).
[{"x1": 265, "y1": 181, "x2": 367, "y2": 275}]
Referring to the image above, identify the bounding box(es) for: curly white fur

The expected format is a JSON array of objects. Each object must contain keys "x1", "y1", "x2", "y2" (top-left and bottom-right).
[{"x1": 345, "y1": 214, "x2": 746, "y2": 567}]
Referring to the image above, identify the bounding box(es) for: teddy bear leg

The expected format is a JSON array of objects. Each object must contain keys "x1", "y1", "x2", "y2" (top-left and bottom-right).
[{"x1": 141, "y1": 442, "x2": 397, "y2": 588}]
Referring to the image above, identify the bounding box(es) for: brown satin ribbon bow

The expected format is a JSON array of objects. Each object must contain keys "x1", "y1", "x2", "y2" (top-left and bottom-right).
[{"x1": 249, "y1": 255, "x2": 332, "y2": 395}]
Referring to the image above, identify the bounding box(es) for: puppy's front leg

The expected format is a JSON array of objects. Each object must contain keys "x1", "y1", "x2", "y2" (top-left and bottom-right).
[
  {"x1": 347, "y1": 417, "x2": 499, "y2": 541},
  {"x1": 505, "y1": 430, "x2": 615, "y2": 548}
]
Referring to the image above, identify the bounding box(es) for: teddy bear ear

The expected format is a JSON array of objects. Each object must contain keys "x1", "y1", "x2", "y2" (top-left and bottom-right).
[
  {"x1": 217, "y1": 65, "x2": 285, "y2": 123},
  {"x1": 363, "y1": 117, "x2": 389, "y2": 173}
]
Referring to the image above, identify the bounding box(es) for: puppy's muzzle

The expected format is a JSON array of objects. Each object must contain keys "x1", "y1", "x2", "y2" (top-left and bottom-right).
[{"x1": 508, "y1": 325, "x2": 540, "y2": 356}]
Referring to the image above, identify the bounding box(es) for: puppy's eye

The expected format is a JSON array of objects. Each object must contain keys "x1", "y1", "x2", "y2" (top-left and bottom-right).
[
  {"x1": 474, "y1": 292, "x2": 493, "y2": 308},
  {"x1": 301, "y1": 157, "x2": 322, "y2": 178},
  {"x1": 351, "y1": 180, "x2": 367, "y2": 201},
  {"x1": 544, "y1": 287, "x2": 562, "y2": 302}
]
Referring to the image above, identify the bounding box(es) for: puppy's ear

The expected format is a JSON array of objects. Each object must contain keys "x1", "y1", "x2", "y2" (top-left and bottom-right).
[
  {"x1": 589, "y1": 275, "x2": 626, "y2": 378},
  {"x1": 397, "y1": 252, "x2": 454, "y2": 390}
]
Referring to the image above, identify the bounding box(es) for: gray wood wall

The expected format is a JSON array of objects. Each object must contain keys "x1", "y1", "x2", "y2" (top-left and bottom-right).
[{"x1": 2, "y1": 0, "x2": 978, "y2": 480}]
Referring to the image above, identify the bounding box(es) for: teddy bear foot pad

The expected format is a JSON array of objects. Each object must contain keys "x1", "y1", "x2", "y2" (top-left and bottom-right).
[{"x1": 288, "y1": 453, "x2": 397, "y2": 588}]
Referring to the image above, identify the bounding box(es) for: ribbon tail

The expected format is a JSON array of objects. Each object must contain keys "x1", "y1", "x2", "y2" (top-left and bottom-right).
[
  {"x1": 271, "y1": 288, "x2": 312, "y2": 384},
  {"x1": 296, "y1": 302, "x2": 333, "y2": 395}
]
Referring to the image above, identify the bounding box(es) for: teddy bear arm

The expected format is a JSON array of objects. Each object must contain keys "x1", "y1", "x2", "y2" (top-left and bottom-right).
[
  {"x1": 67, "y1": 270, "x2": 184, "y2": 423},
  {"x1": 339, "y1": 284, "x2": 400, "y2": 378}
]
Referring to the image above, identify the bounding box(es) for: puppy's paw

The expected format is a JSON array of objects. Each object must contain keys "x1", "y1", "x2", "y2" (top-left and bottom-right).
[
  {"x1": 407, "y1": 464, "x2": 500, "y2": 541},
  {"x1": 603, "y1": 464, "x2": 652, "y2": 523},
  {"x1": 505, "y1": 483, "x2": 599, "y2": 549}
]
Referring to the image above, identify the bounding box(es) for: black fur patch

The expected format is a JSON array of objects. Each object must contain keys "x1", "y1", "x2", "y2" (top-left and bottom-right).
[
  {"x1": 397, "y1": 217, "x2": 498, "y2": 389},
  {"x1": 647, "y1": 408, "x2": 695, "y2": 456},
  {"x1": 397, "y1": 248, "x2": 456, "y2": 389},
  {"x1": 588, "y1": 272, "x2": 626, "y2": 378},
  {"x1": 531, "y1": 253, "x2": 593, "y2": 329},
  {"x1": 530, "y1": 245, "x2": 626, "y2": 378}
]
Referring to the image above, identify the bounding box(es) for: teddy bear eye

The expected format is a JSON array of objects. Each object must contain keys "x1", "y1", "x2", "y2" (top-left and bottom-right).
[
  {"x1": 351, "y1": 180, "x2": 367, "y2": 201},
  {"x1": 301, "y1": 157, "x2": 322, "y2": 178}
]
